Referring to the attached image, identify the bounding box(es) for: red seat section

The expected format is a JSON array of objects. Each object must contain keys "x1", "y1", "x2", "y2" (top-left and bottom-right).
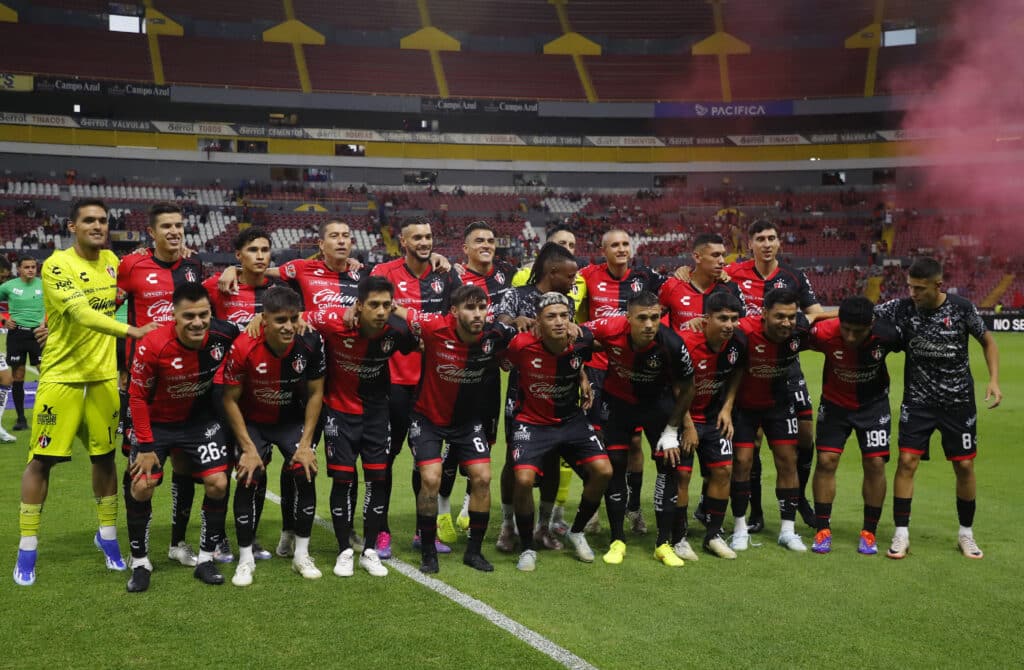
[
  {"x1": 293, "y1": 0, "x2": 420, "y2": 33},
  {"x1": 0, "y1": 23, "x2": 152, "y2": 81},
  {"x1": 568, "y1": 1, "x2": 714, "y2": 39},
  {"x1": 443, "y1": 51, "x2": 584, "y2": 99},
  {"x1": 157, "y1": 0, "x2": 283, "y2": 23},
  {"x1": 588, "y1": 54, "x2": 721, "y2": 101},
  {"x1": 306, "y1": 45, "x2": 436, "y2": 95},
  {"x1": 730, "y1": 49, "x2": 866, "y2": 100},
  {"x1": 162, "y1": 36, "x2": 301, "y2": 89}
]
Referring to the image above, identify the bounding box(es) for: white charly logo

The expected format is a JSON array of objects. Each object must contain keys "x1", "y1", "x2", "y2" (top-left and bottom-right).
[
  {"x1": 145, "y1": 272, "x2": 159, "y2": 285},
  {"x1": 313, "y1": 268, "x2": 325, "y2": 277},
  {"x1": 679, "y1": 295, "x2": 692, "y2": 306},
  {"x1": 343, "y1": 338, "x2": 354, "y2": 349},
  {"x1": 170, "y1": 357, "x2": 183, "y2": 370},
  {"x1": 444, "y1": 340, "x2": 456, "y2": 350},
  {"x1": 755, "y1": 344, "x2": 766, "y2": 353},
  {"x1": 597, "y1": 282, "x2": 607, "y2": 292},
  {"x1": 409, "y1": 420, "x2": 421, "y2": 438},
  {"x1": 256, "y1": 362, "x2": 268, "y2": 374},
  {"x1": 742, "y1": 280, "x2": 752, "y2": 290},
  {"x1": 398, "y1": 281, "x2": 409, "y2": 293},
  {"x1": 833, "y1": 350, "x2": 844, "y2": 360},
  {"x1": 531, "y1": 357, "x2": 543, "y2": 369},
  {"x1": 146, "y1": 299, "x2": 173, "y2": 320},
  {"x1": 698, "y1": 359, "x2": 708, "y2": 370}
]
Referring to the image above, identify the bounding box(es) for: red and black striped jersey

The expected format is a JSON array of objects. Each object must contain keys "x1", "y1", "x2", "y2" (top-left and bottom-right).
[
  {"x1": 725, "y1": 259, "x2": 817, "y2": 316},
  {"x1": 128, "y1": 319, "x2": 240, "y2": 445},
  {"x1": 202, "y1": 274, "x2": 282, "y2": 325},
  {"x1": 371, "y1": 259, "x2": 459, "y2": 385},
  {"x1": 807, "y1": 318, "x2": 902, "y2": 410},
  {"x1": 305, "y1": 308, "x2": 417, "y2": 413},
  {"x1": 411, "y1": 313, "x2": 517, "y2": 427},
  {"x1": 216, "y1": 330, "x2": 326, "y2": 424},
  {"x1": 506, "y1": 329, "x2": 594, "y2": 426},
  {"x1": 735, "y1": 314, "x2": 809, "y2": 410},
  {"x1": 279, "y1": 257, "x2": 361, "y2": 312},
  {"x1": 458, "y1": 262, "x2": 514, "y2": 320},
  {"x1": 586, "y1": 315, "x2": 693, "y2": 405},
  {"x1": 681, "y1": 329, "x2": 747, "y2": 423},
  {"x1": 659, "y1": 277, "x2": 746, "y2": 334},
  {"x1": 580, "y1": 262, "x2": 666, "y2": 370}
]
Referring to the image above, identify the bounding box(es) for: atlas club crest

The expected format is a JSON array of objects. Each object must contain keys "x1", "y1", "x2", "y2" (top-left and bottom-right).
[
  {"x1": 210, "y1": 342, "x2": 225, "y2": 361},
  {"x1": 292, "y1": 354, "x2": 307, "y2": 373},
  {"x1": 184, "y1": 267, "x2": 197, "y2": 283},
  {"x1": 431, "y1": 278, "x2": 444, "y2": 294}
]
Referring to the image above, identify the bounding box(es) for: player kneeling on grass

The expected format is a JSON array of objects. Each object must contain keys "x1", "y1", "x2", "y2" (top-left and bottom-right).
[
  {"x1": 505, "y1": 292, "x2": 612, "y2": 572},
  {"x1": 586, "y1": 291, "x2": 697, "y2": 567},
  {"x1": 805, "y1": 297, "x2": 902, "y2": 555},
  {"x1": 125, "y1": 283, "x2": 240, "y2": 592},
  {"x1": 218, "y1": 286, "x2": 326, "y2": 585},
  {"x1": 393, "y1": 285, "x2": 517, "y2": 574}
]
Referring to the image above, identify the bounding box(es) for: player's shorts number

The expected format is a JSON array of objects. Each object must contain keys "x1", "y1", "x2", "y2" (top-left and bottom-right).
[
  {"x1": 793, "y1": 390, "x2": 807, "y2": 404},
  {"x1": 865, "y1": 430, "x2": 888, "y2": 448},
  {"x1": 786, "y1": 418, "x2": 799, "y2": 434},
  {"x1": 473, "y1": 437, "x2": 487, "y2": 453},
  {"x1": 719, "y1": 438, "x2": 733, "y2": 456},
  {"x1": 962, "y1": 433, "x2": 973, "y2": 450},
  {"x1": 590, "y1": 435, "x2": 604, "y2": 450},
  {"x1": 198, "y1": 441, "x2": 227, "y2": 465}
]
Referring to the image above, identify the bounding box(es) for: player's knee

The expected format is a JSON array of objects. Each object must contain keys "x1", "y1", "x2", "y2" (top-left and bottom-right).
[
  {"x1": 419, "y1": 469, "x2": 442, "y2": 493},
  {"x1": 130, "y1": 480, "x2": 155, "y2": 501},
  {"x1": 514, "y1": 470, "x2": 536, "y2": 489},
  {"x1": 862, "y1": 456, "x2": 886, "y2": 477},
  {"x1": 711, "y1": 465, "x2": 732, "y2": 485},
  {"x1": 589, "y1": 457, "x2": 613, "y2": 482},
  {"x1": 952, "y1": 459, "x2": 974, "y2": 479},
  {"x1": 468, "y1": 469, "x2": 491, "y2": 492},
  {"x1": 203, "y1": 472, "x2": 229, "y2": 499},
  {"x1": 897, "y1": 452, "x2": 921, "y2": 474},
  {"x1": 816, "y1": 453, "x2": 840, "y2": 474}
]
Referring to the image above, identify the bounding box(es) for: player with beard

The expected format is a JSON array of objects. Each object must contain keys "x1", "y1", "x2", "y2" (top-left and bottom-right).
[
  {"x1": 585, "y1": 292, "x2": 696, "y2": 567},
  {"x1": 506, "y1": 292, "x2": 612, "y2": 572},
  {"x1": 371, "y1": 218, "x2": 459, "y2": 558},
  {"x1": 303, "y1": 276, "x2": 418, "y2": 578},
  {"x1": 394, "y1": 285, "x2": 516, "y2": 573},
  {"x1": 493, "y1": 242, "x2": 579, "y2": 554},
  {"x1": 219, "y1": 286, "x2": 326, "y2": 585},
  {"x1": 117, "y1": 203, "x2": 212, "y2": 567},
  {"x1": 579, "y1": 229, "x2": 667, "y2": 537},
  {"x1": 874, "y1": 257, "x2": 1001, "y2": 560},
  {"x1": 804, "y1": 297, "x2": 902, "y2": 555},
  {"x1": 124, "y1": 283, "x2": 240, "y2": 592}
]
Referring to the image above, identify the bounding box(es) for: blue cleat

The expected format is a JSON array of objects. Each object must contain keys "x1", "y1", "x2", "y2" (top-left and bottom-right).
[
  {"x1": 811, "y1": 529, "x2": 832, "y2": 554},
  {"x1": 94, "y1": 531, "x2": 127, "y2": 571},
  {"x1": 14, "y1": 548, "x2": 37, "y2": 586},
  {"x1": 858, "y1": 530, "x2": 879, "y2": 555}
]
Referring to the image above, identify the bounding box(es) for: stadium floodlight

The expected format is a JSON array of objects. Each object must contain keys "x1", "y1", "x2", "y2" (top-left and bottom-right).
[
  {"x1": 883, "y1": 28, "x2": 916, "y2": 47},
  {"x1": 109, "y1": 14, "x2": 142, "y2": 33}
]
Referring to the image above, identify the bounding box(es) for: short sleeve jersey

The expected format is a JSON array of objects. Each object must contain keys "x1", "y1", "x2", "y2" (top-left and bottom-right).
[
  {"x1": 203, "y1": 274, "x2": 283, "y2": 325},
  {"x1": 874, "y1": 295, "x2": 987, "y2": 408},
  {"x1": 278, "y1": 257, "x2": 361, "y2": 312},
  {"x1": 0, "y1": 277, "x2": 45, "y2": 328},
  {"x1": 681, "y1": 329, "x2": 747, "y2": 423},
  {"x1": 580, "y1": 263, "x2": 666, "y2": 370},
  {"x1": 658, "y1": 278, "x2": 745, "y2": 334},
  {"x1": 39, "y1": 248, "x2": 125, "y2": 383},
  {"x1": 506, "y1": 329, "x2": 595, "y2": 426},
  {"x1": 735, "y1": 314, "x2": 810, "y2": 410},
  {"x1": 458, "y1": 262, "x2": 514, "y2": 321},
  {"x1": 726, "y1": 259, "x2": 817, "y2": 316},
  {"x1": 807, "y1": 318, "x2": 903, "y2": 410}
]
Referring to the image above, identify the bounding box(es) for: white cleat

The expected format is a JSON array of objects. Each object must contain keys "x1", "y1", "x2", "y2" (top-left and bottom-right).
[
  {"x1": 168, "y1": 541, "x2": 199, "y2": 567},
  {"x1": 565, "y1": 531, "x2": 595, "y2": 563},
  {"x1": 292, "y1": 553, "x2": 322, "y2": 579},
  {"x1": 704, "y1": 536, "x2": 738, "y2": 559},
  {"x1": 231, "y1": 559, "x2": 255, "y2": 587},
  {"x1": 673, "y1": 539, "x2": 700, "y2": 561},
  {"x1": 957, "y1": 535, "x2": 983, "y2": 559},
  {"x1": 359, "y1": 549, "x2": 388, "y2": 577},
  {"x1": 516, "y1": 549, "x2": 537, "y2": 572},
  {"x1": 333, "y1": 548, "x2": 354, "y2": 577},
  {"x1": 0, "y1": 426, "x2": 16, "y2": 443},
  {"x1": 778, "y1": 531, "x2": 808, "y2": 552},
  {"x1": 730, "y1": 532, "x2": 750, "y2": 551}
]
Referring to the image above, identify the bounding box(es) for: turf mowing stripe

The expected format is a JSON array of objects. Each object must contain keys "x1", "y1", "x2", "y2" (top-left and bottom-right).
[{"x1": 265, "y1": 490, "x2": 597, "y2": 670}]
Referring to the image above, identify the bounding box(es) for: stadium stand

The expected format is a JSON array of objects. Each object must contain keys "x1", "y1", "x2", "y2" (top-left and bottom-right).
[
  {"x1": 442, "y1": 52, "x2": 585, "y2": 100},
  {"x1": 306, "y1": 45, "x2": 437, "y2": 96},
  {"x1": 0, "y1": 23, "x2": 152, "y2": 82},
  {"x1": 162, "y1": 37, "x2": 301, "y2": 90}
]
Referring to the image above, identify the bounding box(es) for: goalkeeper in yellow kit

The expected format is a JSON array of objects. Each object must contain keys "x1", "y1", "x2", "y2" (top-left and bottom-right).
[{"x1": 14, "y1": 199, "x2": 157, "y2": 586}]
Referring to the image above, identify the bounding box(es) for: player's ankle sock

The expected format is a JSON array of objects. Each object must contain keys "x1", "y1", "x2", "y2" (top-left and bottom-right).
[
  {"x1": 556, "y1": 464, "x2": 572, "y2": 506},
  {"x1": 467, "y1": 511, "x2": 489, "y2": 554},
  {"x1": 294, "y1": 535, "x2": 310, "y2": 557},
  {"x1": 780, "y1": 519, "x2": 795, "y2": 535},
  {"x1": 570, "y1": 495, "x2": 601, "y2": 534},
  {"x1": 797, "y1": 445, "x2": 813, "y2": 497},
  {"x1": 362, "y1": 478, "x2": 385, "y2": 548},
  {"x1": 537, "y1": 500, "x2": 554, "y2": 529},
  {"x1": 749, "y1": 448, "x2": 763, "y2": 517},
  {"x1": 734, "y1": 515, "x2": 748, "y2": 535},
  {"x1": 893, "y1": 497, "x2": 912, "y2": 528},
  {"x1": 893, "y1": 526, "x2": 909, "y2": 540},
  {"x1": 459, "y1": 493, "x2": 471, "y2": 519},
  {"x1": 197, "y1": 550, "x2": 214, "y2": 564},
  {"x1": 12, "y1": 381, "x2": 24, "y2": 418},
  {"x1": 672, "y1": 506, "x2": 689, "y2": 545},
  {"x1": 814, "y1": 502, "x2": 833, "y2": 531},
  {"x1": 956, "y1": 497, "x2": 976, "y2": 529},
  {"x1": 730, "y1": 479, "x2": 751, "y2": 518},
  {"x1": 516, "y1": 512, "x2": 535, "y2": 550},
  {"x1": 501, "y1": 503, "x2": 515, "y2": 524},
  {"x1": 292, "y1": 476, "x2": 316, "y2": 539},
  {"x1": 94, "y1": 494, "x2": 118, "y2": 536},
  {"x1": 252, "y1": 479, "x2": 267, "y2": 535},
  {"x1": 0, "y1": 386, "x2": 10, "y2": 417},
  {"x1": 417, "y1": 514, "x2": 437, "y2": 554},
  {"x1": 238, "y1": 545, "x2": 254, "y2": 564},
  {"x1": 347, "y1": 470, "x2": 359, "y2": 532},
  {"x1": 776, "y1": 487, "x2": 799, "y2": 522},
  {"x1": 625, "y1": 471, "x2": 643, "y2": 512},
  {"x1": 703, "y1": 497, "x2": 728, "y2": 540},
  {"x1": 604, "y1": 475, "x2": 627, "y2": 542},
  {"x1": 653, "y1": 472, "x2": 676, "y2": 545},
  {"x1": 125, "y1": 494, "x2": 152, "y2": 559},
  {"x1": 199, "y1": 494, "x2": 227, "y2": 554},
  {"x1": 169, "y1": 473, "x2": 195, "y2": 545},
  {"x1": 18, "y1": 502, "x2": 42, "y2": 548},
  {"x1": 438, "y1": 496, "x2": 451, "y2": 517},
  {"x1": 863, "y1": 505, "x2": 882, "y2": 534},
  {"x1": 330, "y1": 481, "x2": 354, "y2": 552},
  {"x1": 439, "y1": 464, "x2": 457, "y2": 499},
  {"x1": 234, "y1": 482, "x2": 258, "y2": 548}
]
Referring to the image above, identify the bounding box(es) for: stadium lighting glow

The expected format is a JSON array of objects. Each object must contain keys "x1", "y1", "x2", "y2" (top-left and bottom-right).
[
  {"x1": 883, "y1": 28, "x2": 917, "y2": 47},
  {"x1": 109, "y1": 14, "x2": 145, "y2": 34}
]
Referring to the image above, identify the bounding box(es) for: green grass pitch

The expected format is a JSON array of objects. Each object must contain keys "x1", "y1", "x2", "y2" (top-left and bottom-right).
[{"x1": 0, "y1": 334, "x2": 1020, "y2": 669}]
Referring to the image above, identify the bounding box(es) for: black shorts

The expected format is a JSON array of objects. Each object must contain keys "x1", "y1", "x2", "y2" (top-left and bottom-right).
[
  {"x1": 695, "y1": 422, "x2": 734, "y2": 472},
  {"x1": 323, "y1": 405, "x2": 390, "y2": 479},
  {"x1": 815, "y1": 397, "x2": 891, "y2": 460},
  {"x1": 6, "y1": 327, "x2": 41, "y2": 368},
  {"x1": 788, "y1": 368, "x2": 813, "y2": 420},
  {"x1": 584, "y1": 365, "x2": 610, "y2": 429},
  {"x1": 117, "y1": 337, "x2": 127, "y2": 373},
  {"x1": 733, "y1": 405, "x2": 799, "y2": 450},
  {"x1": 236, "y1": 422, "x2": 309, "y2": 472},
  {"x1": 388, "y1": 383, "x2": 416, "y2": 453},
  {"x1": 509, "y1": 414, "x2": 608, "y2": 476},
  {"x1": 130, "y1": 419, "x2": 231, "y2": 482},
  {"x1": 408, "y1": 412, "x2": 490, "y2": 468},
  {"x1": 898, "y1": 403, "x2": 977, "y2": 462},
  {"x1": 603, "y1": 392, "x2": 688, "y2": 469}
]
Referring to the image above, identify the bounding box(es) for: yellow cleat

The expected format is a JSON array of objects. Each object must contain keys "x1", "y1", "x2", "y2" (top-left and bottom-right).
[
  {"x1": 654, "y1": 543, "x2": 685, "y2": 567},
  {"x1": 456, "y1": 513, "x2": 470, "y2": 532},
  {"x1": 437, "y1": 514, "x2": 459, "y2": 544},
  {"x1": 603, "y1": 540, "x2": 627, "y2": 565}
]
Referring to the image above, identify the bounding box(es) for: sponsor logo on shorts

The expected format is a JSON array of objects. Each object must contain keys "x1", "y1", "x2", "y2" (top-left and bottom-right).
[
  {"x1": 36, "y1": 434, "x2": 51, "y2": 449},
  {"x1": 966, "y1": 414, "x2": 977, "y2": 427},
  {"x1": 409, "y1": 420, "x2": 422, "y2": 438},
  {"x1": 900, "y1": 404, "x2": 909, "y2": 423},
  {"x1": 513, "y1": 424, "x2": 530, "y2": 443},
  {"x1": 324, "y1": 415, "x2": 338, "y2": 437},
  {"x1": 204, "y1": 423, "x2": 221, "y2": 439},
  {"x1": 878, "y1": 414, "x2": 890, "y2": 424},
  {"x1": 36, "y1": 404, "x2": 57, "y2": 425}
]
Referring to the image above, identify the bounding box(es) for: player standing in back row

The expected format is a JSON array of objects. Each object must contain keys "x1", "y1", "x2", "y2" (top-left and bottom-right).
[{"x1": 874, "y1": 257, "x2": 1001, "y2": 560}]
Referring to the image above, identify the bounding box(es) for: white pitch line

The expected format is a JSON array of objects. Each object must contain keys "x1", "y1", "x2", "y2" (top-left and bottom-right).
[{"x1": 265, "y1": 490, "x2": 597, "y2": 670}]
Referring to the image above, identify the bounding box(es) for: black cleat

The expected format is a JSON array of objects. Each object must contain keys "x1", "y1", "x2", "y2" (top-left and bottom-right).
[
  {"x1": 419, "y1": 553, "x2": 439, "y2": 575},
  {"x1": 463, "y1": 552, "x2": 494, "y2": 572},
  {"x1": 798, "y1": 499, "x2": 817, "y2": 529},
  {"x1": 747, "y1": 514, "x2": 765, "y2": 534},
  {"x1": 126, "y1": 566, "x2": 151, "y2": 593},
  {"x1": 13, "y1": 418, "x2": 28, "y2": 431},
  {"x1": 193, "y1": 560, "x2": 225, "y2": 585}
]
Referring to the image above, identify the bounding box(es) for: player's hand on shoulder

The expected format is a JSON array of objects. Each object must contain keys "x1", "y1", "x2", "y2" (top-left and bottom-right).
[
  {"x1": 217, "y1": 266, "x2": 240, "y2": 295},
  {"x1": 685, "y1": 316, "x2": 706, "y2": 332},
  {"x1": 673, "y1": 265, "x2": 691, "y2": 282},
  {"x1": 431, "y1": 252, "x2": 451, "y2": 273},
  {"x1": 244, "y1": 313, "x2": 264, "y2": 338},
  {"x1": 127, "y1": 322, "x2": 160, "y2": 340},
  {"x1": 513, "y1": 316, "x2": 533, "y2": 333},
  {"x1": 346, "y1": 257, "x2": 363, "y2": 272}
]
